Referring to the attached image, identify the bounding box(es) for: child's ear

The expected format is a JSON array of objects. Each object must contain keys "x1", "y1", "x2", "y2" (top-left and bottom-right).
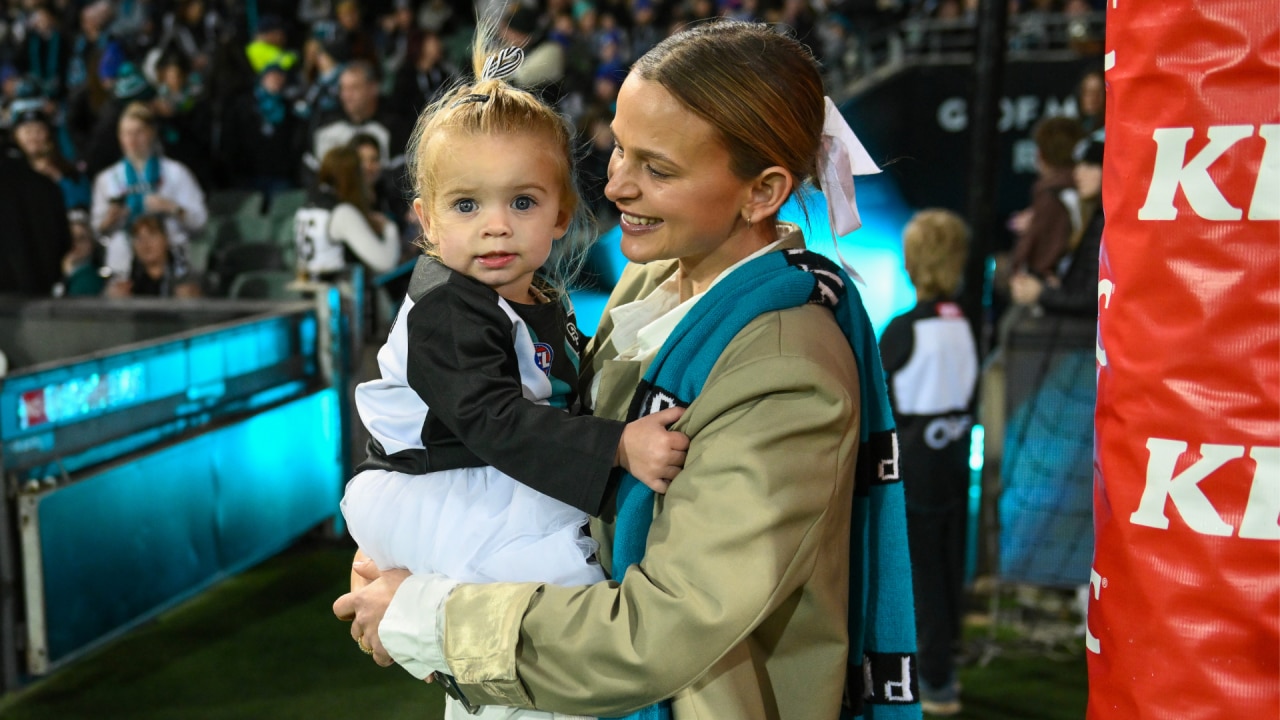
[
  {"x1": 412, "y1": 198, "x2": 431, "y2": 237},
  {"x1": 552, "y1": 205, "x2": 572, "y2": 240}
]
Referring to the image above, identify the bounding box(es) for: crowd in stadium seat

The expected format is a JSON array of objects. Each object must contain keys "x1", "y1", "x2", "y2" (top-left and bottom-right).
[{"x1": 0, "y1": 0, "x2": 1104, "y2": 299}]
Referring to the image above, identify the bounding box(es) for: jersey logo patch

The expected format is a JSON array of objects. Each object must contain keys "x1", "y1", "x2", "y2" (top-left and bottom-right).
[{"x1": 533, "y1": 342, "x2": 554, "y2": 376}]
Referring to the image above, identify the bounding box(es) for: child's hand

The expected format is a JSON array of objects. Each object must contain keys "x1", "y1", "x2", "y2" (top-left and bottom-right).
[{"x1": 617, "y1": 406, "x2": 689, "y2": 494}]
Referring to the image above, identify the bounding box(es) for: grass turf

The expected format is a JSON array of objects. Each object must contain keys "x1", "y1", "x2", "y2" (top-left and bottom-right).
[{"x1": 0, "y1": 536, "x2": 1086, "y2": 720}]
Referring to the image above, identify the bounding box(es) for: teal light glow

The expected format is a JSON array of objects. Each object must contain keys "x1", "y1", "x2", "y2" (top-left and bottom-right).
[{"x1": 570, "y1": 174, "x2": 917, "y2": 336}]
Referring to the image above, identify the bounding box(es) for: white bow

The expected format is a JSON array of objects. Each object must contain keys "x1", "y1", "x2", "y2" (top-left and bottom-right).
[{"x1": 817, "y1": 96, "x2": 880, "y2": 237}]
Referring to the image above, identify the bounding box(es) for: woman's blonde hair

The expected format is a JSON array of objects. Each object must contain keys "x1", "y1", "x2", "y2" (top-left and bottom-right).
[
  {"x1": 631, "y1": 20, "x2": 826, "y2": 216},
  {"x1": 405, "y1": 13, "x2": 593, "y2": 293},
  {"x1": 902, "y1": 209, "x2": 969, "y2": 298},
  {"x1": 119, "y1": 101, "x2": 157, "y2": 129}
]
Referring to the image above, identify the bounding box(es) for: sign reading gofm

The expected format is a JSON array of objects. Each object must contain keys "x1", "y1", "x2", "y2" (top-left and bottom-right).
[{"x1": 1091, "y1": 1, "x2": 1279, "y2": 718}]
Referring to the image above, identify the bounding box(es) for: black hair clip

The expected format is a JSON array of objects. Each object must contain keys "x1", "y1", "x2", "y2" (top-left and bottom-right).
[{"x1": 451, "y1": 93, "x2": 490, "y2": 108}]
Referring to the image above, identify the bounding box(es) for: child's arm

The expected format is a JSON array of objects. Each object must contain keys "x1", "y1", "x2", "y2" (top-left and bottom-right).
[
  {"x1": 616, "y1": 406, "x2": 689, "y2": 494},
  {"x1": 402, "y1": 277, "x2": 626, "y2": 514}
]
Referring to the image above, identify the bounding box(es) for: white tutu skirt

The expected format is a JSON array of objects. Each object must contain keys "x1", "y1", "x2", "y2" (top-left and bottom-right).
[{"x1": 341, "y1": 466, "x2": 606, "y2": 587}]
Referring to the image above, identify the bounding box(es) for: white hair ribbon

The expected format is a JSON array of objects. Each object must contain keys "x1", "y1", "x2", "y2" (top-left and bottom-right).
[
  {"x1": 816, "y1": 96, "x2": 880, "y2": 283},
  {"x1": 817, "y1": 96, "x2": 880, "y2": 235},
  {"x1": 482, "y1": 46, "x2": 524, "y2": 81}
]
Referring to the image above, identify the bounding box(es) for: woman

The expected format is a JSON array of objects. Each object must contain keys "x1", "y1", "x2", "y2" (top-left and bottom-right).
[
  {"x1": 335, "y1": 20, "x2": 918, "y2": 720},
  {"x1": 90, "y1": 101, "x2": 207, "y2": 284},
  {"x1": 105, "y1": 213, "x2": 201, "y2": 297},
  {"x1": 293, "y1": 145, "x2": 399, "y2": 280}
]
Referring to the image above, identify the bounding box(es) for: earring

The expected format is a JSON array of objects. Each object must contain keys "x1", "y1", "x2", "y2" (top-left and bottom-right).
[{"x1": 744, "y1": 214, "x2": 753, "y2": 230}]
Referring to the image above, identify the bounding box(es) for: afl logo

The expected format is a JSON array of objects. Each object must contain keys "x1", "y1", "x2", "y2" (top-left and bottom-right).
[{"x1": 533, "y1": 343, "x2": 554, "y2": 375}]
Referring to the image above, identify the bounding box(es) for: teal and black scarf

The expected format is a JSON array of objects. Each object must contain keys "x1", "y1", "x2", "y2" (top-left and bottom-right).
[
  {"x1": 608, "y1": 249, "x2": 921, "y2": 720},
  {"x1": 122, "y1": 156, "x2": 161, "y2": 222}
]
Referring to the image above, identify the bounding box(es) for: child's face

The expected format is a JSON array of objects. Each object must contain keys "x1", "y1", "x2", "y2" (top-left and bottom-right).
[{"x1": 415, "y1": 131, "x2": 571, "y2": 304}]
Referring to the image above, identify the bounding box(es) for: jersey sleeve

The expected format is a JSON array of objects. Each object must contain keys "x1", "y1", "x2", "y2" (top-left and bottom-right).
[{"x1": 404, "y1": 281, "x2": 625, "y2": 514}]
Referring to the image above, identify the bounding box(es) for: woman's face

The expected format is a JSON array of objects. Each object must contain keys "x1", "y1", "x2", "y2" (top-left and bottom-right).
[
  {"x1": 132, "y1": 224, "x2": 169, "y2": 266},
  {"x1": 1079, "y1": 74, "x2": 1104, "y2": 116},
  {"x1": 356, "y1": 143, "x2": 381, "y2": 187},
  {"x1": 1074, "y1": 162, "x2": 1102, "y2": 200},
  {"x1": 118, "y1": 116, "x2": 155, "y2": 161},
  {"x1": 13, "y1": 121, "x2": 50, "y2": 158},
  {"x1": 605, "y1": 76, "x2": 756, "y2": 287}
]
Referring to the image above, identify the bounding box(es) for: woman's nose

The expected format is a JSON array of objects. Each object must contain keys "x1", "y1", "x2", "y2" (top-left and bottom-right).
[{"x1": 604, "y1": 156, "x2": 634, "y2": 203}]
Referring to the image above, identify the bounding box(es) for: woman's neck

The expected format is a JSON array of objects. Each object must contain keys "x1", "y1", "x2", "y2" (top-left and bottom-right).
[{"x1": 677, "y1": 225, "x2": 776, "y2": 301}]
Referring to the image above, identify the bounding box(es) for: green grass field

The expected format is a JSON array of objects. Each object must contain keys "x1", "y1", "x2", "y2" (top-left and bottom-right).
[{"x1": 0, "y1": 537, "x2": 1087, "y2": 720}]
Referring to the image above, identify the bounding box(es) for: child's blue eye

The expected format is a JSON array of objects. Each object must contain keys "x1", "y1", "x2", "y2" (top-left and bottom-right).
[
  {"x1": 512, "y1": 196, "x2": 536, "y2": 211},
  {"x1": 454, "y1": 199, "x2": 477, "y2": 213}
]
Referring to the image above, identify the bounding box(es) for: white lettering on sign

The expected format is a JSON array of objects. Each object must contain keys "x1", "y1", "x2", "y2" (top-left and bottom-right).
[
  {"x1": 935, "y1": 96, "x2": 1077, "y2": 133},
  {"x1": 1085, "y1": 568, "x2": 1103, "y2": 654},
  {"x1": 1248, "y1": 124, "x2": 1279, "y2": 221},
  {"x1": 1096, "y1": 278, "x2": 1114, "y2": 367},
  {"x1": 1130, "y1": 438, "x2": 1280, "y2": 539},
  {"x1": 1137, "y1": 125, "x2": 1278, "y2": 221}
]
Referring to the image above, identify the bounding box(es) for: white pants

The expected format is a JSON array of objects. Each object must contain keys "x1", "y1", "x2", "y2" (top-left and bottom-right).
[{"x1": 445, "y1": 697, "x2": 594, "y2": 720}]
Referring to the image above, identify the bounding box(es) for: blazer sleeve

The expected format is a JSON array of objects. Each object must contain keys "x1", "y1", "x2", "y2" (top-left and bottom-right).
[
  {"x1": 439, "y1": 307, "x2": 861, "y2": 716},
  {"x1": 405, "y1": 283, "x2": 624, "y2": 515}
]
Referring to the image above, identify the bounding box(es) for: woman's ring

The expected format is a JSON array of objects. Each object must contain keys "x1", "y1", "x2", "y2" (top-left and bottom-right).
[{"x1": 358, "y1": 638, "x2": 373, "y2": 655}]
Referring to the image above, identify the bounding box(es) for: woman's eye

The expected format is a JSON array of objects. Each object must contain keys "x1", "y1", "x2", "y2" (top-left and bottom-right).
[
  {"x1": 454, "y1": 199, "x2": 477, "y2": 213},
  {"x1": 645, "y1": 164, "x2": 668, "y2": 179},
  {"x1": 512, "y1": 196, "x2": 536, "y2": 211}
]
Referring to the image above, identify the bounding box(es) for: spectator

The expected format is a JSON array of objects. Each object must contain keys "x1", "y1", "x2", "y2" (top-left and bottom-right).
[
  {"x1": 374, "y1": 0, "x2": 419, "y2": 95},
  {"x1": 10, "y1": 106, "x2": 91, "y2": 211},
  {"x1": 1011, "y1": 132, "x2": 1104, "y2": 315},
  {"x1": 1075, "y1": 68, "x2": 1105, "y2": 135},
  {"x1": 151, "y1": 50, "x2": 214, "y2": 189},
  {"x1": 503, "y1": 5, "x2": 566, "y2": 91},
  {"x1": 17, "y1": 5, "x2": 71, "y2": 101},
  {"x1": 628, "y1": 0, "x2": 664, "y2": 60},
  {"x1": 387, "y1": 31, "x2": 455, "y2": 119},
  {"x1": 155, "y1": 0, "x2": 226, "y2": 76},
  {"x1": 58, "y1": 209, "x2": 107, "y2": 297},
  {"x1": 293, "y1": 145, "x2": 398, "y2": 281},
  {"x1": 347, "y1": 131, "x2": 409, "y2": 237},
  {"x1": 879, "y1": 208, "x2": 979, "y2": 718},
  {"x1": 221, "y1": 60, "x2": 304, "y2": 199},
  {"x1": 332, "y1": 0, "x2": 377, "y2": 65},
  {"x1": 83, "y1": 61, "x2": 156, "y2": 179},
  {"x1": 105, "y1": 213, "x2": 202, "y2": 297},
  {"x1": 305, "y1": 60, "x2": 410, "y2": 178},
  {"x1": 65, "y1": 1, "x2": 119, "y2": 101},
  {"x1": 0, "y1": 152, "x2": 71, "y2": 296},
  {"x1": 296, "y1": 33, "x2": 348, "y2": 123},
  {"x1": 1007, "y1": 115, "x2": 1084, "y2": 280},
  {"x1": 91, "y1": 101, "x2": 207, "y2": 282},
  {"x1": 245, "y1": 14, "x2": 297, "y2": 74},
  {"x1": 576, "y1": 104, "x2": 616, "y2": 226}
]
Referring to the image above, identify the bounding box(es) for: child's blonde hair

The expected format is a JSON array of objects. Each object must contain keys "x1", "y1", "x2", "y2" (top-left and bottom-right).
[
  {"x1": 902, "y1": 209, "x2": 969, "y2": 298},
  {"x1": 405, "y1": 14, "x2": 594, "y2": 293}
]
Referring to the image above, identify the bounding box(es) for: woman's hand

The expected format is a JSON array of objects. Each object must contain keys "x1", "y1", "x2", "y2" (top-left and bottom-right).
[
  {"x1": 333, "y1": 558, "x2": 410, "y2": 668},
  {"x1": 350, "y1": 549, "x2": 378, "y2": 592},
  {"x1": 617, "y1": 406, "x2": 689, "y2": 494},
  {"x1": 144, "y1": 194, "x2": 180, "y2": 216},
  {"x1": 1010, "y1": 272, "x2": 1045, "y2": 305}
]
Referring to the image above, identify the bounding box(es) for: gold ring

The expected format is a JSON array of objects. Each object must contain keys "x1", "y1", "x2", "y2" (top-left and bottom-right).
[{"x1": 358, "y1": 638, "x2": 373, "y2": 655}]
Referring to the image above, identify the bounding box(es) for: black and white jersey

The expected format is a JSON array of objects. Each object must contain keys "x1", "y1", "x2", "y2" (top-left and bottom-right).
[
  {"x1": 355, "y1": 257, "x2": 624, "y2": 515},
  {"x1": 879, "y1": 298, "x2": 979, "y2": 511}
]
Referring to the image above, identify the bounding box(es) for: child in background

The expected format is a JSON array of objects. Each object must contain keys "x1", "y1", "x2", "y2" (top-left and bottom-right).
[
  {"x1": 339, "y1": 22, "x2": 689, "y2": 701},
  {"x1": 879, "y1": 209, "x2": 979, "y2": 717}
]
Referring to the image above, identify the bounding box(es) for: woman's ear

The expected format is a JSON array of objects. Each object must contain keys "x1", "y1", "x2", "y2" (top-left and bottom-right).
[{"x1": 744, "y1": 166, "x2": 794, "y2": 223}]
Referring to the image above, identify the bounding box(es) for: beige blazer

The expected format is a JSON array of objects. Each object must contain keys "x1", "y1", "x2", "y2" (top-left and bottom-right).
[{"x1": 441, "y1": 234, "x2": 862, "y2": 720}]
